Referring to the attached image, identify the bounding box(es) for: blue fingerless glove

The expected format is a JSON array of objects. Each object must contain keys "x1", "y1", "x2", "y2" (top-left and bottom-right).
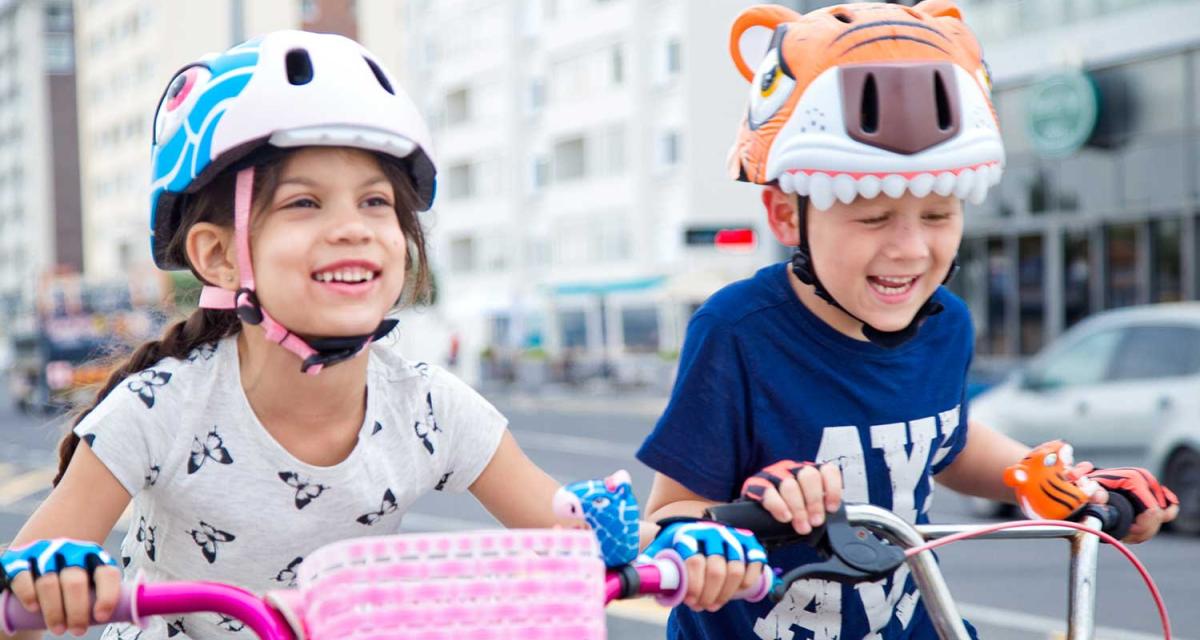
[
  {"x1": 640, "y1": 517, "x2": 768, "y2": 565},
  {"x1": 1, "y1": 539, "x2": 117, "y2": 588}
]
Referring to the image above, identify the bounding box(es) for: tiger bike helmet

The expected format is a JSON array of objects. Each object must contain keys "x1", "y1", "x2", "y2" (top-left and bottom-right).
[
  {"x1": 727, "y1": 0, "x2": 1004, "y2": 347},
  {"x1": 149, "y1": 31, "x2": 437, "y2": 374}
]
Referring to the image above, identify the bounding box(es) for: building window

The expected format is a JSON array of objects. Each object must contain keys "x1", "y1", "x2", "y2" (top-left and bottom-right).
[
  {"x1": 559, "y1": 309, "x2": 588, "y2": 349},
  {"x1": 610, "y1": 45, "x2": 624, "y2": 85},
  {"x1": 1150, "y1": 218, "x2": 1181, "y2": 303},
  {"x1": 1104, "y1": 223, "x2": 1138, "y2": 310},
  {"x1": 445, "y1": 162, "x2": 476, "y2": 200},
  {"x1": 529, "y1": 155, "x2": 550, "y2": 192},
  {"x1": 1017, "y1": 234, "x2": 1044, "y2": 355},
  {"x1": 449, "y1": 236, "x2": 475, "y2": 272},
  {"x1": 553, "y1": 137, "x2": 586, "y2": 182},
  {"x1": 621, "y1": 307, "x2": 659, "y2": 353},
  {"x1": 665, "y1": 38, "x2": 682, "y2": 76},
  {"x1": 445, "y1": 88, "x2": 471, "y2": 126},
  {"x1": 1062, "y1": 229, "x2": 1091, "y2": 329},
  {"x1": 44, "y1": 3, "x2": 72, "y2": 31},
  {"x1": 657, "y1": 130, "x2": 681, "y2": 169},
  {"x1": 526, "y1": 78, "x2": 545, "y2": 114}
]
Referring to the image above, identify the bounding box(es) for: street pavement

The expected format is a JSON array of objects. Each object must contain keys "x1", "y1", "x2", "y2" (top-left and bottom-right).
[{"x1": 0, "y1": 384, "x2": 1194, "y2": 639}]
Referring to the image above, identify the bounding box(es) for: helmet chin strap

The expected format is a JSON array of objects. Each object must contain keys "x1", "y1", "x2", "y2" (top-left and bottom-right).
[
  {"x1": 197, "y1": 167, "x2": 398, "y2": 374},
  {"x1": 788, "y1": 196, "x2": 957, "y2": 349}
]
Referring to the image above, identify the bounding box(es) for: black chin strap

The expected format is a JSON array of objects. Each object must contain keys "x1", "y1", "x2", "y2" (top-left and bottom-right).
[
  {"x1": 299, "y1": 319, "x2": 400, "y2": 373},
  {"x1": 789, "y1": 197, "x2": 957, "y2": 349}
]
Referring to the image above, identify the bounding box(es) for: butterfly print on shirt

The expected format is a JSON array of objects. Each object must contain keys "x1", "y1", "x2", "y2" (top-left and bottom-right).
[
  {"x1": 188, "y1": 427, "x2": 234, "y2": 474},
  {"x1": 371, "y1": 421, "x2": 383, "y2": 435},
  {"x1": 136, "y1": 517, "x2": 157, "y2": 561},
  {"x1": 187, "y1": 343, "x2": 217, "y2": 362},
  {"x1": 435, "y1": 471, "x2": 453, "y2": 491},
  {"x1": 166, "y1": 618, "x2": 186, "y2": 637},
  {"x1": 274, "y1": 556, "x2": 303, "y2": 587},
  {"x1": 413, "y1": 392, "x2": 441, "y2": 455},
  {"x1": 278, "y1": 471, "x2": 330, "y2": 509},
  {"x1": 82, "y1": 433, "x2": 96, "y2": 447},
  {"x1": 216, "y1": 613, "x2": 245, "y2": 632},
  {"x1": 145, "y1": 464, "x2": 160, "y2": 487},
  {"x1": 121, "y1": 555, "x2": 131, "y2": 568},
  {"x1": 126, "y1": 370, "x2": 172, "y2": 408},
  {"x1": 356, "y1": 488, "x2": 398, "y2": 525},
  {"x1": 189, "y1": 521, "x2": 236, "y2": 563},
  {"x1": 413, "y1": 361, "x2": 430, "y2": 378}
]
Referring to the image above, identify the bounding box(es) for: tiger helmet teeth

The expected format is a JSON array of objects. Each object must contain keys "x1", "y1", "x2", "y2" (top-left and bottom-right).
[
  {"x1": 1003, "y1": 440, "x2": 1090, "y2": 521},
  {"x1": 727, "y1": 0, "x2": 1005, "y2": 210}
]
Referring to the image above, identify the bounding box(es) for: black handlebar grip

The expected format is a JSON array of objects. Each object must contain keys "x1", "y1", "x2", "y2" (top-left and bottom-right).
[
  {"x1": 1081, "y1": 491, "x2": 1134, "y2": 541},
  {"x1": 704, "y1": 501, "x2": 824, "y2": 549}
]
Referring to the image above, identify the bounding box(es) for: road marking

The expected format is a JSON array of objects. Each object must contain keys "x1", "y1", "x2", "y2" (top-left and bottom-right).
[
  {"x1": 0, "y1": 467, "x2": 56, "y2": 506},
  {"x1": 958, "y1": 603, "x2": 1183, "y2": 640},
  {"x1": 501, "y1": 394, "x2": 665, "y2": 418},
  {"x1": 512, "y1": 429, "x2": 636, "y2": 460}
]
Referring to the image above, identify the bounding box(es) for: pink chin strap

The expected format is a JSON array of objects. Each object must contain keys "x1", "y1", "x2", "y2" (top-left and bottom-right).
[{"x1": 197, "y1": 167, "x2": 392, "y2": 375}]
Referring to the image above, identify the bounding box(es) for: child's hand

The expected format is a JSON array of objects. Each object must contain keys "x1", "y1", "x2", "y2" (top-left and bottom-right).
[
  {"x1": 1067, "y1": 463, "x2": 1179, "y2": 543},
  {"x1": 1, "y1": 539, "x2": 122, "y2": 636},
  {"x1": 741, "y1": 460, "x2": 843, "y2": 535},
  {"x1": 640, "y1": 519, "x2": 767, "y2": 613}
]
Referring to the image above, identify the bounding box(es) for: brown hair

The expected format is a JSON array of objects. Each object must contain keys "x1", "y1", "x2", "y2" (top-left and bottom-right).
[{"x1": 54, "y1": 149, "x2": 432, "y2": 485}]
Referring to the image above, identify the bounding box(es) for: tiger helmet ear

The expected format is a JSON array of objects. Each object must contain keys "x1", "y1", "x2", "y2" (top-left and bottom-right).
[
  {"x1": 914, "y1": 0, "x2": 964, "y2": 21},
  {"x1": 729, "y1": 4, "x2": 803, "y2": 81}
]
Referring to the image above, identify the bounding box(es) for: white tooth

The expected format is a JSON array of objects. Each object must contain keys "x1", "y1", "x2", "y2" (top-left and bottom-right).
[
  {"x1": 969, "y1": 171, "x2": 990, "y2": 204},
  {"x1": 974, "y1": 165, "x2": 991, "y2": 190},
  {"x1": 793, "y1": 171, "x2": 811, "y2": 197},
  {"x1": 990, "y1": 165, "x2": 1003, "y2": 185},
  {"x1": 953, "y1": 169, "x2": 975, "y2": 199},
  {"x1": 833, "y1": 174, "x2": 857, "y2": 205},
  {"x1": 364, "y1": 271, "x2": 375, "y2": 281},
  {"x1": 881, "y1": 174, "x2": 907, "y2": 199},
  {"x1": 807, "y1": 173, "x2": 835, "y2": 211},
  {"x1": 909, "y1": 173, "x2": 935, "y2": 198},
  {"x1": 857, "y1": 175, "x2": 882, "y2": 199},
  {"x1": 933, "y1": 172, "x2": 956, "y2": 196},
  {"x1": 778, "y1": 172, "x2": 795, "y2": 194},
  {"x1": 338, "y1": 270, "x2": 350, "y2": 282}
]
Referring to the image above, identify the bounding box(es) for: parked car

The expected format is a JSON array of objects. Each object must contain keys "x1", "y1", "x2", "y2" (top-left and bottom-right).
[{"x1": 970, "y1": 303, "x2": 1200, "y2": 535}]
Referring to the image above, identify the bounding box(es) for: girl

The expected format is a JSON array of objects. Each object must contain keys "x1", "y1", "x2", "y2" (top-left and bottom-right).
[
  {"x1": 0, "y1": 32, "x2": 761, "y2": 639},
  {"x1": 637, "y1": 2, "x2": 1177, "y2": 639}
]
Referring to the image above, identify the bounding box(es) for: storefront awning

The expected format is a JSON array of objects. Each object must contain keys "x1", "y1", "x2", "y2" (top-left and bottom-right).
[{"x1": 551, "y1": 276, "x2": 666, "y2": 296}]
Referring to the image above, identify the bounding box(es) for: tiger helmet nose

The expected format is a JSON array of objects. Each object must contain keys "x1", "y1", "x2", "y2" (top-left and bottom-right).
[{"x1": 840, "y1": 61, "x2": 961, "y2": 155}]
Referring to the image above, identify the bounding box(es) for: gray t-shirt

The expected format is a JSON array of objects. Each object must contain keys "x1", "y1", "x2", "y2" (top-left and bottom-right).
[{"x1": 74, "y1": 335, "x2": 507, "y2": 640}]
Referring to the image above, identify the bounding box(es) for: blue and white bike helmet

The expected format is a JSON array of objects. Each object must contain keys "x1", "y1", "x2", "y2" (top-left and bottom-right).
[{"x1": 149, "y1": 31, "x2": 437, "y2": 374}]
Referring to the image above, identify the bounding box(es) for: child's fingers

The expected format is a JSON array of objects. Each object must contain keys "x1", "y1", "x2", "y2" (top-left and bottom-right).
[
  {"x1": 683, "y1": 553, "x2": 708, "y2": 610},
  {"x1": 58, "y1": 567, "x2": 91, "y2": 635},
  {"x1": 34, "y1": 573, "x2": 67, "y2": 636},
  {"x1": 795, "y1": 465, "x2": 826, "y2": 528},
  {"x1": 740, "y1": 561, "x2": 764, "y2": 592},
  {"x1": 775, "y1": 476, "x2": 810, "y2": 534},
  {"x1": 819, "y1": 463, "x2": 843, "y2": 512},
  {"x1": 92, "y1": 565, "x2": 123, "y2": 623},
  {"x1": 698, "y1": 555, "x2": 727, "y2": 611},
  {"x1": 8, "y1": 571, "x2": 40, "y2": 614},
  {"x1": 759, "y1": 485, "x2": 794, "y2": 524},
  {"x1": 712, "y1": 559, "x2": 745, "y2": 610}
]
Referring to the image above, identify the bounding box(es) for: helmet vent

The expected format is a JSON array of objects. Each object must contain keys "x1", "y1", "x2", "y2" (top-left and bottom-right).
[
  {"x1": 364, "y1": 57, "x2": 395, "y2": 95},
  {"x1": 833, "y1": 11, "x2": 853, "y2": 23},
  {"x1": 861, "y1": 73, "x2": 879, "y2": 134},
  {"x1": 286, "y1": 49, "x2": 314, "y2": 85},
  {"x1": 934, "y1": 70, "x2": 952, "y2": 131}
]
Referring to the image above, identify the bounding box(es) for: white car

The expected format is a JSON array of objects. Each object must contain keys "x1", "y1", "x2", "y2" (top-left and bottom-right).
[{"x1": 971, "y1": 303, "x2": 1200, "y2": 535}]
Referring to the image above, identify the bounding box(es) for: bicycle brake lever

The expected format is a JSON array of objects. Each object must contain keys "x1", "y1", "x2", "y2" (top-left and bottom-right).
[
  {"x1": 769, "y1": 504, "x2": 906, "y2": 600},
  {"x1": 705, "y1": 501, "x2": 907, "y2": 601}
]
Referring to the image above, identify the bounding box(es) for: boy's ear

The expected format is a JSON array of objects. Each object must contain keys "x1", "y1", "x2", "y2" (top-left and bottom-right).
[
  {"x1": 762, "y1": 186, "x2": 800, "y2": 246},
  {"x1": 186, "y1": 223, "x2": 238, "y2": 288},
  {"x1": 729, "y1": 4, "x2": 803, "y2": 81}
]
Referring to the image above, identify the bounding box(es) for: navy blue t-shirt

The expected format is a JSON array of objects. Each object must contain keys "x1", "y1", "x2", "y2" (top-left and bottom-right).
[{"x1": 637, "y1": 262, "x2": 977, "y2": 640}]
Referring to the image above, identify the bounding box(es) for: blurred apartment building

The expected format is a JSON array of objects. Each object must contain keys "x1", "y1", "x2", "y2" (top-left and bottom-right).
[
  {"x1": 74, "y1": 0, "x2": 357, "y2": 282},
  {"x1": 948, "y1": 0, "x2": 1200, "y2": 362},
  {"x1": 0, "y1": 0, "x2": 80, "y2": 321},
  {"x1": 362, "y1": 0, "x2": 773, "y2": 385}
]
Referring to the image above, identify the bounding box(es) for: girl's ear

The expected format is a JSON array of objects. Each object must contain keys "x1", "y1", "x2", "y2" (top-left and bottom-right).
[
  {"x1": 186, "y1": 223, "x2": 238, "y2": 288},
  {"x1": 729, "y1": 4, "x2": 803, "y2": 81},
  {"x1": 762, "y1": 186, "x2": 801, "y2": 246}
]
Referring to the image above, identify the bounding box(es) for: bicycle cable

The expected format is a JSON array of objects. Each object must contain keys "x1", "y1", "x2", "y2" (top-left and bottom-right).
[{"x1": 904, "y1": 520, "x2": 1171, "y2": 640}]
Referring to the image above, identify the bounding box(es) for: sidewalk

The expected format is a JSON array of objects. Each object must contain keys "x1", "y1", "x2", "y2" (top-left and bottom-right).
[{"x1": 485, "y1": 382, "x2": 669, "y2": 419}]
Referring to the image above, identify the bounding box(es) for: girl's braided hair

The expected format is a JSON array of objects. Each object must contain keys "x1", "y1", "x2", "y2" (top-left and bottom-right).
[{"x1": 54, "y1": 151, "x2": 430, "y2": 485}]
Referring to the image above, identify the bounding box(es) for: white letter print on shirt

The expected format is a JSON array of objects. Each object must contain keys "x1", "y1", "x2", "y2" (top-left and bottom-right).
[{"x1": 754, "y1": 405, "x2": 959, "y2": 639}]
